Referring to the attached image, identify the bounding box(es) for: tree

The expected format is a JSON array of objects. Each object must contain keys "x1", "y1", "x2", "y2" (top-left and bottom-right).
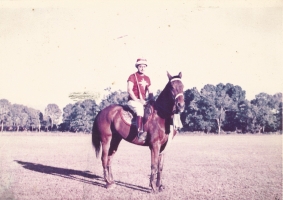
[
  {"x1": 250, "y1": 93, "x2": 278, "y2": 133},
  {"x1": 235, "y1": 100, "x2": 256, "y2": 133},
  {"x1": 276, "y1": 102, "x2": 282, "y2": 133},
  {"x1": 271, "y1": 93, "x2": 282, "y2": 133},
  {"x1": 99, "y1": 90, "x2": 128, "y2": 110},
  {"x1": 45, "y1": 104, "x2": 62, "y2": 131},
  {"x1": 68, "y1": 99, "x2": 99, "y2": 133},
  {"x1": 41, "y1": 115, "x2": 51, "y2": 131},
  {"x1": 182, "y1": 87, "x2": 217, "y2": 132},
  {"x1": 181, "y1": 88, "x2": 196, "y2": 131},
  {"x1": 62, "y1": 104, "x2": 74, "y2": 131},
  {"x1": 10, "y1": 104, "x2": 24, "y2": 131},
  {"x1": 200, "y1": 83, "x2": 246, "y2": 134},
  {"x1": 0, "y1": 99, "x2": 11, "y2": 131},
  {"x1": 25, "y1": 107, "x2": 41, "y2": 131}
]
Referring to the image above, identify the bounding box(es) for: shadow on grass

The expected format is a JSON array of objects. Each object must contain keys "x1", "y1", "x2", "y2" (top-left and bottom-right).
[{"x1": 14, "y1": 160, "x2": 150, "y2": 193}]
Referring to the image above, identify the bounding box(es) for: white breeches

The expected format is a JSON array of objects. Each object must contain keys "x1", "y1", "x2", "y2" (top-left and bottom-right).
[{"x1": 127, "y1": 100, "x2": 144, "y2": 116}]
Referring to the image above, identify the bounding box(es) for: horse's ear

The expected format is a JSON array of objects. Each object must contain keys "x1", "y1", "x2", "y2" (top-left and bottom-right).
[
  {"x1": 178, "y1": 72, "x2": 182, "y2": 78},
  {"x1": 167, "y1": 71, "x2": 172, "y2": 80}
]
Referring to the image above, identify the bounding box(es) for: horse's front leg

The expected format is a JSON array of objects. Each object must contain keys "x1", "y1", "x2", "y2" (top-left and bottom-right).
[
  {"x1": 156, "y1": 152, "x2": 165, "y2": 192},
  {"x1": 149, "y1": 143, "x2": 161, "y2": 193}
]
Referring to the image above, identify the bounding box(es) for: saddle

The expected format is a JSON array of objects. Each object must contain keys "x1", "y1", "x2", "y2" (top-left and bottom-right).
[
  {"x1": 120, "y1": 102, "x2": 172, "y2": 134},
  {"x1": 120, "y1": 103, "x2": 153, "y2": 126}
]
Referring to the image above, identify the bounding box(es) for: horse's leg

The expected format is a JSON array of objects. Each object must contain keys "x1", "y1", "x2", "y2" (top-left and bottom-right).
[
  {"x1": 100, "y1": 128, "x2": 117, "y2": 188},
  {"x1": 105, "y1": 134, "x2": 122, "y2": 189},
  {"x1": 156, "y1": 153, "x2": 165, "y2": 191},
  {"x1": 149, "y1": 143, "x2": 161, "y2": 193},
  {"x1": 101, "y1": 138, "x2": 112, "y2": 186}
]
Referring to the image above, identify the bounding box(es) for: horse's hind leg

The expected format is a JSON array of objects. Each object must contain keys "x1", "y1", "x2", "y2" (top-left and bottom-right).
[{"x1": 101, "y1": 133, "x2": 122, "y2": 189}]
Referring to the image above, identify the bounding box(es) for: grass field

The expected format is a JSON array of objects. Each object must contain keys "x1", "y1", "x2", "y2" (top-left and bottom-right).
[{"x1": 0, "y1": 132, "x2": 282, "y2": 200}]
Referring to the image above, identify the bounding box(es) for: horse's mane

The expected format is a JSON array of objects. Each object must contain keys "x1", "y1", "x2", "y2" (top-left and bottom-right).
[{"x1": 154, "y1": 75, "x2": 181, "y2": 119}]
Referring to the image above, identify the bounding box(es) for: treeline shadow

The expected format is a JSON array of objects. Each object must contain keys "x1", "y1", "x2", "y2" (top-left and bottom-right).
[{"x1": 15, "y1": 160, "x2": 150, "y2": 193}]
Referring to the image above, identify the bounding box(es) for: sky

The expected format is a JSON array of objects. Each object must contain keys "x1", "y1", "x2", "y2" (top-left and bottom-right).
[{"x1": 0, "y1": 1, "x2": 282, "y2": 113}]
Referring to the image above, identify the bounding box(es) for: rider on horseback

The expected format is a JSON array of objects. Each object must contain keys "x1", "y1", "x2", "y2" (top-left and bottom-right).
[{"x1": 127, "y1": 58, "x2": 153, "y2": 141}]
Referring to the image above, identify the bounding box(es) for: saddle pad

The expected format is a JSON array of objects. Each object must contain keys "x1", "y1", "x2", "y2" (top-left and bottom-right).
[
  {"x1": 120, "y1": 104, "x2": 153, "y2": 126},
  {"x1": 120, "y1": 110, "x2": 135, "y2": 126}
]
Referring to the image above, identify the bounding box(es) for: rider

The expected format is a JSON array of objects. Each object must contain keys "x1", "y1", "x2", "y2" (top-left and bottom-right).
[{"x1": 127, "y1": 58, "x2": 153, "y2": 141}]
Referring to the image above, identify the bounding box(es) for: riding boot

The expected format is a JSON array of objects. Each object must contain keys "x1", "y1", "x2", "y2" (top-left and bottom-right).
[{"x1": 136, "y1": 116, "x2": 147, "y2": 141}]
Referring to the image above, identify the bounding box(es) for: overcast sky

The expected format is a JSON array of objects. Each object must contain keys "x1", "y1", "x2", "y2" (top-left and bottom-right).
[{"x1": 0, "y1": 1, "x2": 282, "y2": 113}]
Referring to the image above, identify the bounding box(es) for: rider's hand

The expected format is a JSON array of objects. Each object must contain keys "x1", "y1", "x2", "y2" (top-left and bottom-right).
[{"x1": 139, "y1": 99, "x2": 146, "y2": 105}]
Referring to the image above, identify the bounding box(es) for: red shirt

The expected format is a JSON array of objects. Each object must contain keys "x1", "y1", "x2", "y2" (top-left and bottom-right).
[{"x1": 127, "y1": 72, "x2": 151, "y2": 100}]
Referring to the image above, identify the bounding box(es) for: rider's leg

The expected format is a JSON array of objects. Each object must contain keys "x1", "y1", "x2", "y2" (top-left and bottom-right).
[
  {"x1": 128, "y1": 100, "x2": 147, "y2": 141},
  {"x1": 134, "y1": 102, "x2": 147, "y2": 141},
  {"x1": 136, "y1": 115, "x2": 147, "y2": 141}
]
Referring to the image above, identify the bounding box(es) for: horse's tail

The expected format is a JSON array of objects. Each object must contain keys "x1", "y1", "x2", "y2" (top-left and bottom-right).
[{"x1": 92, "y1": 113, "x2": 101, "y2": 159}]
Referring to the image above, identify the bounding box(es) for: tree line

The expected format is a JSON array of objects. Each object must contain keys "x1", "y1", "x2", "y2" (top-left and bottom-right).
[
  {"x1": 182, "y1": 84, "x2": 282, "y2": 134},
  {"x1": 0, "y1": 83, "x2": 282, "y2": 134},
  {"x1": 0, "y1": 100, "x2": 62, "y2": 132}
]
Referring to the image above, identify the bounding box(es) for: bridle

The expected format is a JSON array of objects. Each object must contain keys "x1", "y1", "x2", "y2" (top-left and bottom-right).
[
  {"x1": 154, "y1": 77, "x2": 184, "y2": 116},
  {"x1": 170, "y1": 78, "x2": 184, "y2": 101}
]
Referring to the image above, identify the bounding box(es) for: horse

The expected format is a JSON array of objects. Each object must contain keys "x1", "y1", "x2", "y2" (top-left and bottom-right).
[{"x1": 92, "y1": 72, "x2": 185, "y2": 193}]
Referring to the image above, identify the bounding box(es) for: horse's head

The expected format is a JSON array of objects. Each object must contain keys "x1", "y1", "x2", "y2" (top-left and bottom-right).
[{"x1": 167, "y1": 71, "x2": 185, "y2": 113}]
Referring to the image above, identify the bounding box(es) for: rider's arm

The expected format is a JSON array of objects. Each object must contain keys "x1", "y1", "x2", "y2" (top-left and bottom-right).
[{"x1": 127, "y1": 81, "x2": 139, "y2": 101}]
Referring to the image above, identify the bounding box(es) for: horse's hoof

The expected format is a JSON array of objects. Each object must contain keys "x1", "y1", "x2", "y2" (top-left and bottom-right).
[
  {"x1": 150, "y1": 188, "x2": 158, "y2": 194},
  {"x1": 105, "y1": 182, "x2": 116, "y2": 189},
  {"x1": 159, "y1": 185, "x2": 165, "y2": 192}
]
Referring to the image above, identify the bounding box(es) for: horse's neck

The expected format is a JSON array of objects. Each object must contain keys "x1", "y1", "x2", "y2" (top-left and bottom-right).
[{"x1": 155, "y1": 84, "x2": 174, "y2": 118}]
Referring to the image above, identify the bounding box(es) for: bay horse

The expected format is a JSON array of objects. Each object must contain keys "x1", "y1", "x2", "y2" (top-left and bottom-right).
[{"x1": 92, "y1": 72, "x2": 185, "y2": 193}]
